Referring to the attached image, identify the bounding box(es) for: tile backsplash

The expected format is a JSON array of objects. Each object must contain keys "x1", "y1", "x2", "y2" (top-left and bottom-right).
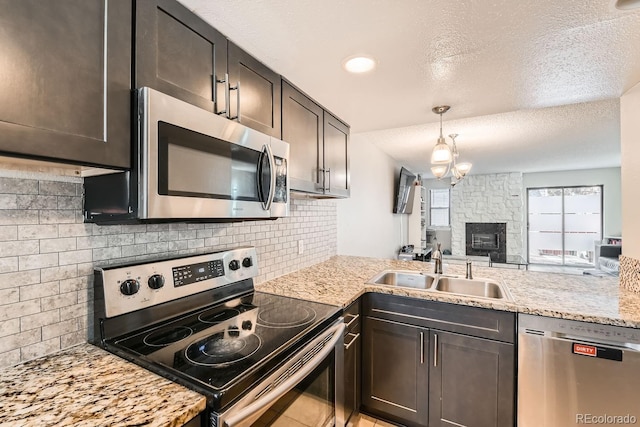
[{"x1": 0, "y1": 172, "x2": 337, "y2": 368}]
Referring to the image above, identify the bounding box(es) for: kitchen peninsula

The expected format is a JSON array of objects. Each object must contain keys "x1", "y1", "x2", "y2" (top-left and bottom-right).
[
  {"x1": 257, "y1": 256, "x2": 640, "y2": 327},
  {"x1": 1, "y1": 255, "x2": 638, "y2": 426}
]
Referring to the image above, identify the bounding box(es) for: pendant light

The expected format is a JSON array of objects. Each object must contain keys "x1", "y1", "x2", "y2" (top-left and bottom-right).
[
  {"x1": 430, "y1": 106, "x2": 452, "y2": 165},
  {"x1": 429, "y1": 106, "x2": 473, "y2": 184}
]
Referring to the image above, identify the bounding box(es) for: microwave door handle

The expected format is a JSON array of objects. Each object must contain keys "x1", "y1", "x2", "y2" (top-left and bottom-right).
[{"x1": 260, "y1": 144, "x2": 276, "y2": 211}]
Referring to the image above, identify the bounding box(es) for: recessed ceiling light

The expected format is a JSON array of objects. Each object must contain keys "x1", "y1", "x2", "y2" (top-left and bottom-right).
[{"x1": 343, "y1": 55, "x2": 377, "y2": 74}]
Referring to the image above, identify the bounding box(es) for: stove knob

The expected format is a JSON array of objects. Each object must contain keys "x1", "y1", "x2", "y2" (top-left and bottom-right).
[
  {"x1": 148, "y1": 274, "x2": 165, "y2": 290},
  {"x1": 242, "y1": 320, "x2": 253, "y2": 331},
  {"x1": 120, "y1": 279, "x2": 140, "y2": 296},
  {"x1": 229, "y1": 260, "x2": 240, "y2": 271},
  {"x1": 242, "y1": 257, "x2": 253, "y2": 268}
]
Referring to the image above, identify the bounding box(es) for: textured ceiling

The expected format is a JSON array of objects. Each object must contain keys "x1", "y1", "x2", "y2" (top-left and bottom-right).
[
  {"x1": 179, "y1": 0, "x2": 640, "y2": 174},
  {"x1": 361, "y1": 99, "x2": 620, "y2": 175}
]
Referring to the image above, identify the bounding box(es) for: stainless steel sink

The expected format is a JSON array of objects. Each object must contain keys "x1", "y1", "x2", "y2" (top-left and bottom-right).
[
  {"x1": 368, "y1": 270, "x2": 436, "y2": 289},
  {"x1": 434, "y1": 277, "x2": 506, "y2": 299},
  {"x1": 368, "y1": 270, "x2": 513, "y2": 301}
]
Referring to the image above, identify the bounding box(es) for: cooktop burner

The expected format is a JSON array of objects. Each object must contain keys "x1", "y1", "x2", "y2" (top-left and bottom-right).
[
  {"x1": 258, "y1": 305, "x2": 316, "y2": 328},
  {"x1": 185, "y1": 333, "x2": 262, "y2": 367},
  {"x1": 143, "y1": 326, "x2": 193, "y2": 347}
]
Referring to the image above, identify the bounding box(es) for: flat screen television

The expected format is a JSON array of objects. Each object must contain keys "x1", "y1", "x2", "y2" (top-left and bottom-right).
[{"x1": 393, "y1": 167, "x2": 417, "y2": 214}]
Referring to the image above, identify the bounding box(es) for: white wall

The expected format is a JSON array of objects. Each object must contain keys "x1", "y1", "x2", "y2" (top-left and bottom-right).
[
  {"x1": 621, "y1": 83, "x2": 640, "y2": 259},
  {"x1": 337, "y1": 134, "x2": 403, "y2": 259},
  {"x1": 522, "y1": 167, "x2": 622, "y2": 237}
]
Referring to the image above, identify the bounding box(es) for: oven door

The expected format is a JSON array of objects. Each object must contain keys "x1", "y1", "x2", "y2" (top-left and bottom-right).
[
  {"x1": 217, "y1": 320, "x2": 345, "y2": 427},
  {"x1": 139, "y1": 87, "x2": 288, "y2": 220}
]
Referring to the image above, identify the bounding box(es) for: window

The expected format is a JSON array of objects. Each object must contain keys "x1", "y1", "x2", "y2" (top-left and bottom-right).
[
  {"x1": 430, "y1": 189, "x2": 450, "y2": 227},
  {"x1": 527, "y1": 186, "x2": 602, "y2": 266}
]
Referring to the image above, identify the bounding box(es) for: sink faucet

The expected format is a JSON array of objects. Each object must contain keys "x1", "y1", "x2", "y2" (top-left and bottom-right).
[
  {"x1": 466, "y1": 259, "x2": 473, "y2": 280},
  {"x1": 433, "y1": 243, "x2": 443, "y2": 274}
]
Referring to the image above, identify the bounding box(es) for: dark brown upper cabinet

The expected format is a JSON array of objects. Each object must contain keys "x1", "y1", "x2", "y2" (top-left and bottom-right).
[
  {"x1": 135, "y1": 2, "x2": 281, "y2": 138},
  {"x1": 282, "y1": 81, "x2": 324, "y2": 193},
  {"x1": 0, "y1": 0, "x2": 132, "y2": 169},
  {"x1": 135, "y1": 0, "x2": 227, "y2": 114},
  {"x1": 227, "y1": 41, "x2": 282, "y2": 138},
  {"x1": 323, "y1": 112, "x2": 350, "y2": 197},
  {"x1": 282, "y1": 81, "x2": 350, "y2": 198}
]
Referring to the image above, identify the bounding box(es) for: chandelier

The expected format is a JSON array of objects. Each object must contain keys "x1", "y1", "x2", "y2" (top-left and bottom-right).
[{"x1": 430, "y1": 106, "x2": 472, "y2": 185}]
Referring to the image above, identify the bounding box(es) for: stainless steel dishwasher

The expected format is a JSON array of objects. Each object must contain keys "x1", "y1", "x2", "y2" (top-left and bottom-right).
[{"x1": 518, "y1": 314, "x2": 640, "y2": 427}]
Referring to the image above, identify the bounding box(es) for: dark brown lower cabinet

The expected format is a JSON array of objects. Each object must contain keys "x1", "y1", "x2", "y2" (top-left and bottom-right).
[
  {"x1": 361, "y1": 293, "x2": 515, "y2": 427},
  {"x1": 362, "y1": 317, "x2": 429, "y2": 427},
  {"x1": 429, "y1": 330, "x2": 514, "y2": 427}
]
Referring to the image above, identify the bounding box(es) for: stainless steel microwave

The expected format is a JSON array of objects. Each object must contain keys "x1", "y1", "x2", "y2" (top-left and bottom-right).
[{"x1": 84, "y1": 87, "x2": 289, "y2": 223}]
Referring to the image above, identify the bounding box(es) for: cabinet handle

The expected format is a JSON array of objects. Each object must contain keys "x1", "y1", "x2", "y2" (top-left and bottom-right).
[
  {"x1": 317, "y1": 168, "x2": 326, "y2": 191},
  {"x1": 325, "y1": 168, "x2": 331, "y2": 191},
  {"x1": 230, "y1": 81, "x2": 240, "y2": 121},
  {"x1": 344, "y1": 332, "x2": 360, "y2": 350},
  {"x1": 216, "y1": 73, "x2": 230, "y2": 118},
  {"x1": 345, "y1": 313, "x2": 360, "y2": 328},
  {"x1": 420, "y1": 332, "x2": 424, "y2": 364},
  {"x1": 433, "y1": 333, "x2": 438, "y2": 367}
]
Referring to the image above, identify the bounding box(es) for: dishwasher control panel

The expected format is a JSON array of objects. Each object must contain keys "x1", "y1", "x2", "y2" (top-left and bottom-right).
[{"x1": 519, "y1": 314, "x2": 640, "y2": 345}]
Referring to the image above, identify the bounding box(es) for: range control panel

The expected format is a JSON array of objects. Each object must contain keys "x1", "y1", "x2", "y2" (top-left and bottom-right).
[
  {"x1": 96, "y1": 246, "x2": 259, "y2": 318},
  {"x1": 173, "y1": 260, "x2": 225, "y2": 287}
]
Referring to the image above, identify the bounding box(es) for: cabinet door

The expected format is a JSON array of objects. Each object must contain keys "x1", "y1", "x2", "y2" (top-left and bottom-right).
[
  {"x1": 136, "y1": 0, "x2": 226, "y2": 114},
  {"x1": 281, "y1": 81, "x2": 324, "y2": 194},
  {"x1": 0, "y1": 0, "x2": 131, "y2": 168},
  {"x1": 228, "y1": 41, "x2": 281, "y2": 138},
  {"x1": 362, "y1": 317, "x2": 429, "y2": 426},
  {"x1": 429, "y1": 331, "x2": 515, "y2": 427},
  {"x1": 323, "y1": 112, "x2": 350, "y2": 197}
]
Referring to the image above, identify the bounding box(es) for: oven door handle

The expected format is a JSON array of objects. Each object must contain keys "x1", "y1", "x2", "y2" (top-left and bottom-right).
[{"x1": 223, "y1": 321, "x2": 345, "y2": 427}]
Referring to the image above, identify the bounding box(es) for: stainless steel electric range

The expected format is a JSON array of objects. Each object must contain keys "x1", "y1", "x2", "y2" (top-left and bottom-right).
[{"x1": 92, "y1": 246, "x2": 345, "y2": 427}]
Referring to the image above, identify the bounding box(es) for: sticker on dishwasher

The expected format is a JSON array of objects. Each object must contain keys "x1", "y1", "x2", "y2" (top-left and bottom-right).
[{"x1": 572, "y1": 343, "x2": 623, "y2": 361}]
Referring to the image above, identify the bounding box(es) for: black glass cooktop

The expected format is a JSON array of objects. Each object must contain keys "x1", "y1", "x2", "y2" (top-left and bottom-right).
[{"x1": 110, "y1": 292, "x2": 340, "y2": 402}]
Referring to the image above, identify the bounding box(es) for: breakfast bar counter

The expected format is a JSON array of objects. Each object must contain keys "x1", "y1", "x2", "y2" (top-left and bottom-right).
[{"x1": 257, "y1": 255, "x2": 640, "y2": 328}]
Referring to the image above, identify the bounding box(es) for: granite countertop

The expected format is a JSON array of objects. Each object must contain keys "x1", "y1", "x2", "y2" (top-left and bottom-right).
[
  {"x1": 0, "y1": 344, "x2": 206, "y2": 427},
  {"x1": 257, "y1": 255, "x2": 640, "y2": 328}
]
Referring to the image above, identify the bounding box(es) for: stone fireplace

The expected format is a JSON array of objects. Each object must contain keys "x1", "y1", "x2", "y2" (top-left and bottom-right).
[{"x1": 466, "y1": 222, "x2": 507, "y2": 263}]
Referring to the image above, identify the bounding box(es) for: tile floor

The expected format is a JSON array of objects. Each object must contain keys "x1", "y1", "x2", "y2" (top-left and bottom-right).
[{"x1": 348, "y1": 413, "x2": 397, "y2": 427}]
